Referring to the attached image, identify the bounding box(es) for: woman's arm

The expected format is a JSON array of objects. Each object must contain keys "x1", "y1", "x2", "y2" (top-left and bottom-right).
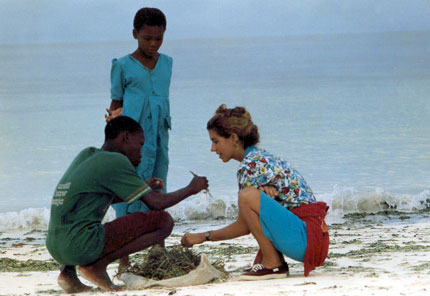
[
  {"x1": 181, "y1": 214, "x2": 250, "y2": 247},
  {"x1": 238, "y1": 158, "x2": 279, "y2": 198},
  {"x1": 258, "y1": 185, "x2": 278, "y2": 198}
]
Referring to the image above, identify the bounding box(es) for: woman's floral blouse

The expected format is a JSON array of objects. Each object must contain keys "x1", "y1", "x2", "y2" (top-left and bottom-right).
[{"x1": 237, "y1": 146, "x2": 316, "y2": 209}]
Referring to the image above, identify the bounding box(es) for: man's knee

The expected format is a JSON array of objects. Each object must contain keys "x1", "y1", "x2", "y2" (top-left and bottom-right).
[
  {"x1": 238, "y1": 187, "x2": 260, "y2": 209},
  {"x1": 158, "y1": 211, "x2": 174, "y2": 238}
]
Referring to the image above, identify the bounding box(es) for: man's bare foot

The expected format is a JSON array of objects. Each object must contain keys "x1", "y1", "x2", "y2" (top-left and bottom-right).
[
  {"x1": 57, "y1": 266, "x2": 92, "y2": 293},
  {"x1": 78, "y1": 264, "x2": 123, "y2": 292}
]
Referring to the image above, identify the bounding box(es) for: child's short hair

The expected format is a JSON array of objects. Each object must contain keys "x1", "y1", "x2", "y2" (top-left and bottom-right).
[
  {"x1": 134, "y1": 7, "x2": 166, "y2": 31},
  {"x1": 105, "y1": 116, "x2": 143, "y2": 140}
]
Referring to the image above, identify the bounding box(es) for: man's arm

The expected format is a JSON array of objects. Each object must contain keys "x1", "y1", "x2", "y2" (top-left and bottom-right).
[{"x1": 142, "y1": 175, "x2": 208, "y2": 210}]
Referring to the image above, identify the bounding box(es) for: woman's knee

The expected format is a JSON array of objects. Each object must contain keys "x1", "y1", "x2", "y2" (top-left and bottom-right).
[{"x1": 238, "y1": 187, "x2": 260, "y2": 209}]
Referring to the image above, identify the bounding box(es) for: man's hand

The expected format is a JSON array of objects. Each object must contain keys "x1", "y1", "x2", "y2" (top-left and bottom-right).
[
  {"x1": 181, "y1": 232, "x2": 205, "y2": 248},
  {"x1": 188, "y1": 175, "x2": 209, "y2": 195},
  {"x1": 141, "y1": 175, "x2": 208, "y2": 211},
  {"x1": 258, "y1": 185, "x2": 278, "y2": 199},
  {"x1": 146, "y1": 178, "x2": 165, "y2": 190},
  {"x1": 105, "y1": 107, "x2": 123, "y2": 123}
]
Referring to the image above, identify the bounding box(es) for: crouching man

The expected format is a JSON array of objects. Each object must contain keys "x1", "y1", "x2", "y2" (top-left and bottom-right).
[{"x1": 46, "y1": 116, "x2": 208, "y2": 292}]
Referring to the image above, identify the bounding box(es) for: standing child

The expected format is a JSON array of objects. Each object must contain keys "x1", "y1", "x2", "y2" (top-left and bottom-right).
[
  {"x1": 105, "y1": 7, "x2": 172, "y2": 216},
  {"x1": 105, "y1": 8, "x2": 172, "y2": 271}
]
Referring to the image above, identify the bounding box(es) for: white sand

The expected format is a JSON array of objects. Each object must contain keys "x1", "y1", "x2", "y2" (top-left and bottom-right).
[{"x1": 1, "y1": 213, "x2": 429, "y2": 296}]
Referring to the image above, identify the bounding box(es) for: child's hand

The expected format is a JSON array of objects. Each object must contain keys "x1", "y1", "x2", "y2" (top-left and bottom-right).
[
  {"x1": 146, "y1": 178, "x2": 165, "y2": 190},
  {"x1": 105, "y1": 107, "x2": 123, "y2": 122},
  {"x1": 258, "y1": 185, "x2": 278, "y2": 199}
]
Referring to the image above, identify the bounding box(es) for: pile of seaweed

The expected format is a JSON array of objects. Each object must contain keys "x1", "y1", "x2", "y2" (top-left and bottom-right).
[{"x1": 126, "y1": 245, "x2": 201, "y2": 280}]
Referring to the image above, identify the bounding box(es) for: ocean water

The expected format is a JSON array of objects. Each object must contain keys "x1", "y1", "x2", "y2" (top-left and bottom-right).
[{"x1": 1, "y1": 31, "x2": 429, "y2": 231}]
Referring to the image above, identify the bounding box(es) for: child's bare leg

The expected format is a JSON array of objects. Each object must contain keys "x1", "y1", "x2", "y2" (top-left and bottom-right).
[
  {"x1": 57, "y1": 265, "x2": 92, "y2": 293},
  {"x1": 79, "y1": 215, "x2": 173, "y2": 291},
  {"x1": 117, "y1": 238, "x2": 165, "y2": 273},
  {"x1": 118, "y1": 256, "x2": 130, "y2": 273}
]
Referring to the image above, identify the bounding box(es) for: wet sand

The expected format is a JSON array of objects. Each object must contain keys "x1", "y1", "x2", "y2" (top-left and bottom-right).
[{"x1": 0, "y1": 212, "x2": 429, "y2": 296}]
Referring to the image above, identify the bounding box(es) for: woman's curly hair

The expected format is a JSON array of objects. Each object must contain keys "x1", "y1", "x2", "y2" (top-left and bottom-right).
[{"x1": 207, "y1": 104, "x2": 259, "y2": 149}]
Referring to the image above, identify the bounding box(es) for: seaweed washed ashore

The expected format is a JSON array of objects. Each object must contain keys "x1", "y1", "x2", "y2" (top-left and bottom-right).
[{"x1": 0, "y1": 212, "x2": 429, "y2": 295}]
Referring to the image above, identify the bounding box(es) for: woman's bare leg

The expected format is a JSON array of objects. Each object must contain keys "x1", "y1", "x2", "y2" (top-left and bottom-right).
[{"x1": 238, "y1": 187, "x2": 282, "y2": 269}]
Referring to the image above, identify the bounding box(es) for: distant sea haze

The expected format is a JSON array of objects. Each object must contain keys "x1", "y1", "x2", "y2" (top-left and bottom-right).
[{"x1": 0, "y1": 31, "x2": 429, "y2": 230}]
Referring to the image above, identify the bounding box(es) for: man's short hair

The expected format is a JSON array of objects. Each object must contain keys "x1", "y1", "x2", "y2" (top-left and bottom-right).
[{"x1": 105, "y1": 116, "x2": 143, "y2": 140}]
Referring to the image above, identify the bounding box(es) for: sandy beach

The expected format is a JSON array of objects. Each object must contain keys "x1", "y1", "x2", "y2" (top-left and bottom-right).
[{"x1": 1, "y1": 211, "x2": 429, "y2": 296}]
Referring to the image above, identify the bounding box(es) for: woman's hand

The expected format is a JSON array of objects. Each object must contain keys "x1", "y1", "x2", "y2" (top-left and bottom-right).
[
  {"x1": 181, "y1": 232, "x2": 206, "y2": 248},
  {"x1": 258, "y1": 185, "x2": 278, "y2": 199},
  {"x1": 105, "y1": 107, "x2": 123, "y2": 122},
  {"x1": 146, "y1": 178, "x2": 165, "y2": 190}
]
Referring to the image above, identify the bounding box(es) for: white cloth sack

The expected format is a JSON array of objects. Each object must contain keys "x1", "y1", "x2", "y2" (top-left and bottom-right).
[{"x1": 120, "y1": 254, "x2": 225, "y2": 289}]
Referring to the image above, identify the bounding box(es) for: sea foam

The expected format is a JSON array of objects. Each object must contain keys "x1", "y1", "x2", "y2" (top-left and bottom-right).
[{"x1": 0, "y1": 188, "x2": 428, "y2": 232}]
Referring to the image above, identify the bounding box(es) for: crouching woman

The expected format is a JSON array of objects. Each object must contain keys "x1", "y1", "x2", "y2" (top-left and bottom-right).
[{"x1": 181, "y1": 104, "x2": 329, "y2": 279}]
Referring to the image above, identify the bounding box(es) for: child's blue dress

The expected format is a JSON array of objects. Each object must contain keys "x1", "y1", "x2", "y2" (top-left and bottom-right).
[{"x1": 110, "y1": 53, "x2": 173, "y2": 216}]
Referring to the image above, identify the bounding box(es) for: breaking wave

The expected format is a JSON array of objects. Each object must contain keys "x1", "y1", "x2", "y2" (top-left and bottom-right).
[{"x1": 0, "y1": 187, "x2": 429, "y2": 232}]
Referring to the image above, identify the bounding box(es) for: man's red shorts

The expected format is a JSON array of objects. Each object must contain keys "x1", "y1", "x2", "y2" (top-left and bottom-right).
[{"x1": 100, "y1": 210, "x2": 170, "y2": 257}]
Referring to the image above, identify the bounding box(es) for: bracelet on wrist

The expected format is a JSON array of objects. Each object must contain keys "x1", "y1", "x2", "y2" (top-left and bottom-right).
[{"x1": 204, "y1": 231, "x2": 211, "y2": 241}]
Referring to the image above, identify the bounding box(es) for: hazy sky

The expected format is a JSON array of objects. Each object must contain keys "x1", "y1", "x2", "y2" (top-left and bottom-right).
[{"x1": 1, "y1": 0, "x2": 430, "y2": 44}]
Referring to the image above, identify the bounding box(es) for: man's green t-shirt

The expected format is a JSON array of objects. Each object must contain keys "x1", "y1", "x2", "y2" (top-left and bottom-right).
[{"x1": 46, "y1": 147, "x2": 152, "y2": 265}]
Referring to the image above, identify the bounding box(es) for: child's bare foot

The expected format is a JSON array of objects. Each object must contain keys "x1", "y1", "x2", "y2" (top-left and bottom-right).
[
  {"x1": 57, "y1": 266, "x2": 92, "y2": 293},
  {"x1": 78, "y1": 264, "x2": 123, "y2": 292},
  {"x1": 118, "y1": 256, "x2": 130, "y2": 274}
]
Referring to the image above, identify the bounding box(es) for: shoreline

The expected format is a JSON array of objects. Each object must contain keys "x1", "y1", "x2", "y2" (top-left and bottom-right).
[{"x1": 1, "y1": 212, "x2": 429, "y2": 295}]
